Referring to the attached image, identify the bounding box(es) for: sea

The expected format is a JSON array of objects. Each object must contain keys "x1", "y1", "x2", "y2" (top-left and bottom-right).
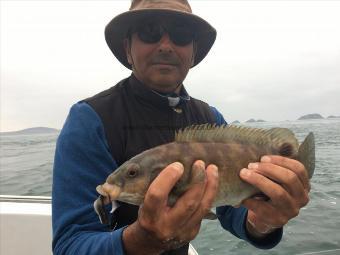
[{"x1": 1, "y1": 119, "x2": 339, "y2": 255}]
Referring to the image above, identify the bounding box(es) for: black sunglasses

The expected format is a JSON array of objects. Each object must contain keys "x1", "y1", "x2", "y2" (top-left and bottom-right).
[{"x1": 131, "y1": 22, "x2": 195, "y2": 46}]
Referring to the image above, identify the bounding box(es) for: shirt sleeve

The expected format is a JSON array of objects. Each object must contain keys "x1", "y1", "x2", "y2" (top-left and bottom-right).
[
  {"x1": 210, "y1": 106, "x2": 283, "y2": 249},
  {"x1": 52, "y1": 102, "x2": 126, "y2": 255}
]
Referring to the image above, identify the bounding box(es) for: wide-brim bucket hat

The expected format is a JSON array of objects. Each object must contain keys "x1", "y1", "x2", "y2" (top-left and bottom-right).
[{"x1": 105, "y1": 0, "x2": 217, "y2": 69}]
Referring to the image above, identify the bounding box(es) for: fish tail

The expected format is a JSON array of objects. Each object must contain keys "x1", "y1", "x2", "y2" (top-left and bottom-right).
[{"x1": 298, "y1": 132, "x2": 315, "y2": 179}]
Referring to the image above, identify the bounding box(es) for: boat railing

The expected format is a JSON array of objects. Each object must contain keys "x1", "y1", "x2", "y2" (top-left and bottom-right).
[{"x1": 0, "y1": 194, "x2": 51, "y2": 203}]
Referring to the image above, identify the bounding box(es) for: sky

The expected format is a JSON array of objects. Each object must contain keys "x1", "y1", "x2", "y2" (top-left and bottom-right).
[{"x1": 1, "y1": 0, "x2": 340, "y2": 132}]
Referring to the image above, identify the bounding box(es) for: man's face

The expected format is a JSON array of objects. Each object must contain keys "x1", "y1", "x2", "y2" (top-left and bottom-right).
[{"x1": 125, "y1": 20, "x2": 195, "y2": 93}]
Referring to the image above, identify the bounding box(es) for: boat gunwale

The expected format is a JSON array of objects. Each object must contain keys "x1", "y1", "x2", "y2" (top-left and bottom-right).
[{"x1": 0, "y1": 195, "x2": 51, "y2": 203}]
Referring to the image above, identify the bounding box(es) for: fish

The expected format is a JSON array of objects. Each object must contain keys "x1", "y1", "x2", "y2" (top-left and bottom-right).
[{"x1": 94, "y1": 124, "x2": 315, "y2": 224}]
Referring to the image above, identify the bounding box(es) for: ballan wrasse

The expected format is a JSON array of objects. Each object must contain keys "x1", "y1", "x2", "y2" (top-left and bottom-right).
[{"x1": 94, "y1": 124, "x2": 315, "y2": 224}]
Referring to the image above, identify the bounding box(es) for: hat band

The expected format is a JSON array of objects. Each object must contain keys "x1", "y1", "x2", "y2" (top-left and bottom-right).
[{"x1": 130, "y1": 0, "x2": 192, "y2": 13}]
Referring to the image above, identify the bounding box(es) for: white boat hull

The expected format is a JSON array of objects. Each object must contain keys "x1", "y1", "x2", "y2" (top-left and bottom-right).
[
  {"x1": 0, "y1": 195, "x2": 198, "y2": 255},
  {"x1": 0, "y1": 196, "x2": 52, "y2": 255}
]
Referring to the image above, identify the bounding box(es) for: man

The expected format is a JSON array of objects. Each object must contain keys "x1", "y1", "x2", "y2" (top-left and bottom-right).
[{"x1": 52, "y1": 0, "x2": 310, "y2": 254}]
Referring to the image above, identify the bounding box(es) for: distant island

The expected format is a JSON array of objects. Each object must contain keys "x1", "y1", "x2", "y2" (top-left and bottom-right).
[
  {"x1": 231, "y1": 113, "x2": 340, "y2": 123},
  {"x1": 327, "y1": 115, "x2": 340, "y2": 119},
  {"x1": 2, "y1": 114, "x2": 339, "y2": 135},
  {"x1": 298, "y1": 113, "x2": 324, "y2": 120},
  {"x1": 0, "y1": 127, "x2": 60, "y2": 135},
  {"x1": 245, "y1": 119, "x2": 266, "y2": 123}
]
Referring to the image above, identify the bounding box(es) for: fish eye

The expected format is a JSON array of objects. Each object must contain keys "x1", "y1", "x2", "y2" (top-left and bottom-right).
[
  {"x1": 128, "y1": 169, "x2": 137, "y2": 177},
  {"x1": 126, "y1": 164, "x2": 139, "y2": 178}
]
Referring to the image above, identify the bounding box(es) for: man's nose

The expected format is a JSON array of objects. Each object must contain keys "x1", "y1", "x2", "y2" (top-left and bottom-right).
[{"x1": 158, "y1": 33, "x2": 173, "y2": 53}]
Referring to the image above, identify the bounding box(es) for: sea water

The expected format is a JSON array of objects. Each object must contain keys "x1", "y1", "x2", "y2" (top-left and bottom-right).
[{"x1": 1, "y1": 119, "x2": 339, "y2": 255}]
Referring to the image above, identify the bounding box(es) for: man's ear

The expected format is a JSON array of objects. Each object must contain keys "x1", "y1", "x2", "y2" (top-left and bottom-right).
[{"x1": 124, "y1": 38, "x2": 133, "y2": 65}]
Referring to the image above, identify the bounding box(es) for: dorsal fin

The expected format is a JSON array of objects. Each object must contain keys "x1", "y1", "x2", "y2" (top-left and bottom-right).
[{"x1": 175, "y1": 124, "x2": 299, "y2": 154}]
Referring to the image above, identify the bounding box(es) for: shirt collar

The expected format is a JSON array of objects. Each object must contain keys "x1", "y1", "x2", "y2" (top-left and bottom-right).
[{"x1": 128, "y1": 74, "x2": 190, "y2": 108}]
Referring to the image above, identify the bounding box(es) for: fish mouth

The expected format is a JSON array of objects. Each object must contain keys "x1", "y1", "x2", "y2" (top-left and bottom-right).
[
  {"x1": 96, "y1": 183, "x2": 122, "y2": 201},
  {"x1": 94, "y1": 184, "x2": 121, "y2": 225}
]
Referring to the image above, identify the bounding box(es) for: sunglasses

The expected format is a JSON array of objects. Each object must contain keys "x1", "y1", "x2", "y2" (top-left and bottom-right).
[{"x1": 131, "y1": 22, "x2": 195, "y2": 46}]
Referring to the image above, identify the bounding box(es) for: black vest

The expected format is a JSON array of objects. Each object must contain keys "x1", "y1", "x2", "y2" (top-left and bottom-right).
[{"x1": 85, "y1": 75, "x2": 216, "y2": 254}]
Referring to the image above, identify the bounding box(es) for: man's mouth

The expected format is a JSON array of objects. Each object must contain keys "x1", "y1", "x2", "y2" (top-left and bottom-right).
[
  {"x1": 152, "y1": 63, "x2": 178, "y2": 71},
  {"x1": 153, "y1": 62, "x2": 177, "y2": 66}
]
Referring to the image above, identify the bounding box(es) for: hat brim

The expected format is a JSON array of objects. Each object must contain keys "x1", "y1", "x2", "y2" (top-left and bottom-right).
[{"x1": 105, "y1": 9, "x2": 217, "y2": 69}]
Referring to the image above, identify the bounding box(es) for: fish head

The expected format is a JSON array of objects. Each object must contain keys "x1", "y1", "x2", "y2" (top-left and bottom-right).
[{"x1": 97, "y1": 149, "x2": 169, "y2": 206}]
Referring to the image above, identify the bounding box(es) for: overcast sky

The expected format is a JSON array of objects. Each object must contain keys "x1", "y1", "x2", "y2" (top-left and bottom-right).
[{"x1": 1, "y1": 1, "x2": 340, "y2": 132}]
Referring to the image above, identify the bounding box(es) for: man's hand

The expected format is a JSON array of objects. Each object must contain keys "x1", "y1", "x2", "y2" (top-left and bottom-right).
[
  {"x1": 240, "y1": 155, "x2": 310, "y2": 239},
  {"x1": 123, "y1": 160, "x2": 219, "y2": 255}
]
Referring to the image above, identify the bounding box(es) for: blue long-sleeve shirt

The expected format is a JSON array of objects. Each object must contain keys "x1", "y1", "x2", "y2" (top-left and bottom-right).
[{"x1": 52, "y1": 102, "x2": 282, "y2": 254}]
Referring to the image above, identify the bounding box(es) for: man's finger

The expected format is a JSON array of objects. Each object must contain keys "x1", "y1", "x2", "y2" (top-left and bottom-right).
[
  {"x1": 143, "y1": 162, "x2": 184, "y2": 217},
  {"x1": 261, "y1": 155, "x2": 310, "y2": 191},
  {"x1": 240, "y1": 168, "x2": 293, "y2": 207},
  {"x1": 198, "y1": 164, "x2": 219, "y2": 215},
  {"x1": 247, "y1": 162, "x2": 306, "y2": 200},
  {"x1": 169, "y1": 160, "x2": 207, "y2": 223},
  {"x1": 182, "y1": 164, "x2": 219, "y2": 226}
]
